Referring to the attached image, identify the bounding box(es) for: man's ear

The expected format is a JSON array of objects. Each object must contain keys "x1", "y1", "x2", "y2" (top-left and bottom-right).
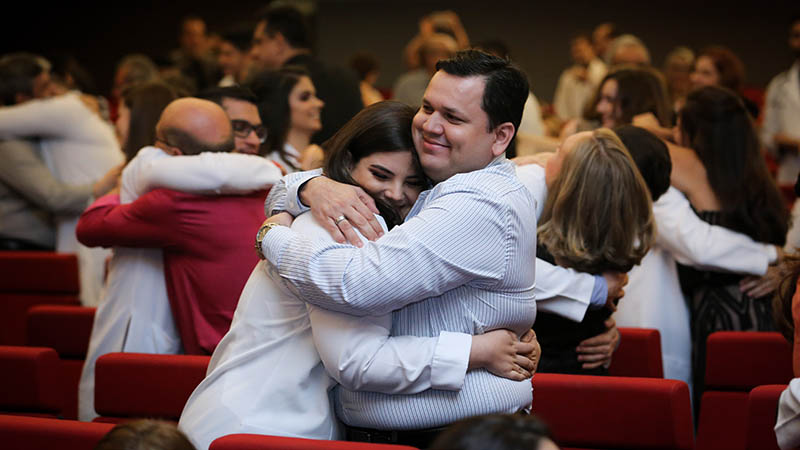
[
  {"x1": 154, "y1": 140, "x2": 182, "y2": 156},
  {"x1": 491, "y1": 122, "x2": 516, "y2": 157}
]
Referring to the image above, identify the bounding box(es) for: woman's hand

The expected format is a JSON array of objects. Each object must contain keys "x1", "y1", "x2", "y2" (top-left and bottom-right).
[
  {"x1": 469, "y1": 329, "x2": 538, "y2": 381},
  {"x1": 602, "y1": 270, "x2": 629, "y2": 312},
  {"x1": 576, "y1": 317, "x2": 620, "y2": 369},
  {"x1": 299, "y1": 176, "x2": 383, "y2": 247},
  {"x1": 740, "y1": 264, "x2": 789, "y2": 298}
]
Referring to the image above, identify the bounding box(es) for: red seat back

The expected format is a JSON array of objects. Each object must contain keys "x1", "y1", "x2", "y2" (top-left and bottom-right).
[
  {"x1": 0, "y1": 414, "x2": 113, "y2": 450},
  {"x1": 697, "y1": 332, "x2": 792, "y2": 450},
  {"x1": 532, "y1": 373, "x2": 694, "y2": 450},
  {"x1": 25, "y1": 305, "x2": 96, "y2": 420},
  {"x1": 27, "y1": 305, "x2": 95, "y2": 358},
  {"x1": 210, "y1": 434, "x2": 418, "y2": 450},
  {"x1": 746, "y1": 384, "x2": 786, "y2": 450},
  {"x1": 0, "y1": 252, "x2": 80, "y2": 345},
  {"x1": 704, "y1": 332, "x2": 792, "y2": 390},
  {"x1": 0, "y1": 346, "x2": 62, "y2": 416},
  {"x1": 609, "y1": 327, "x2": 664, "y2": 378},
  {"x1": 94, "y1": 353, "x2": 210, "y2": 421}
]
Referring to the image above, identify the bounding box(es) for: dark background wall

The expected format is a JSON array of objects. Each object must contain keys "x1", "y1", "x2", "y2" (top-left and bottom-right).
[{"x1": 3, "y1": 0, "x2": 798, "y2": 103}]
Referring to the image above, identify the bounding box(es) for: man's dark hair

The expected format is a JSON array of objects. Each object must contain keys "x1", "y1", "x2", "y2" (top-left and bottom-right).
[
  {"x1": 198, "y1": 85, "x2": 258, "y2": 106},
  {"x1": 161, "y1": 126, "x2": 234, "y2": 156},
  {"x1": 220, "y1": 28, "x2": 253, "y2": 52},
  {"x1": 429, "y1": 414, "x2": 552, "y2": 450},
  {"x1": 614, "y1": 125, "x2": 672, "y2": 202},
  {"x1": 0, "y1": 53, "x2": 46, "y2": 106},
  {"x1": 262, "y1": 6, "x2": 311, "y2": 50},
  {"x1": 435, "y1": 50, "x2": 529, "y2": 136}
]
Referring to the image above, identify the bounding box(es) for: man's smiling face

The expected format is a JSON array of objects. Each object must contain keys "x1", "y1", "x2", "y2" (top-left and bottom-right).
[{"x1": 412, "y1": 71, "x2": 500, "y2": 183}]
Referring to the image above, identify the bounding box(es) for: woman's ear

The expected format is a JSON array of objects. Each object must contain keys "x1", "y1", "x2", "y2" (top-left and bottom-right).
[{"x1": 491, "y1": 122, "x2": 516, "y2": 157}]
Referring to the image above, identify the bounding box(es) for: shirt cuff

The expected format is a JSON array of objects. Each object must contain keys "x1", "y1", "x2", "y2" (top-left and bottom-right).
[
  {"x1": 765, "y1": 244, "x2": 778, "y2": 264},
  {"x1": 287, "y1": 175, "x2": 319, "y2": 215},
  {"x1": 430, "y1": 331, "x2": 471, "y2": 391},
  {"x1": 261, "y1": 225, "x2": 295, "y2": 267},
  {"x1": 588, "y1": 275, "x2": 608, "y2": 309}
]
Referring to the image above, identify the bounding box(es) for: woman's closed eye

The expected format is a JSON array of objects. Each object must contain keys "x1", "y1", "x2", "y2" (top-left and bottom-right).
[{"x1": 369, "y1": 167, "x2": 393, "y2": 181}]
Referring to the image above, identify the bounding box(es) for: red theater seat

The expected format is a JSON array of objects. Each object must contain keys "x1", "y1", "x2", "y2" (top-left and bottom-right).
[
  {"x1": 93, "y1": 353, "x2": 210, "y2": 422},
  {"x1": 0, "y1": 414, "x2": 113, "y2": 450},
  {"x1": 0, "y1": 346, "x2": 62, "y2": 417},
  {"x1": 532, "y1": 373, "x2": 694, "y2": 450},
  {"x1": 210, "y1": 434, "x2": 419, "y2": 450},
  {"x1": 608, "y1": 327, "x2": 664, "y2": 378},
  {"x1": 696, "y1": 332, "x2": 793, "y2": 450},
  {"x1": 0, "y1": 252, "x2": 80, "y2": 345},
  {"x1": 746, "y1": 384, "x2": 787, "y2": 450},
  {"x1": 27, "y1": 305, "x2": 96, "y2": 419}
]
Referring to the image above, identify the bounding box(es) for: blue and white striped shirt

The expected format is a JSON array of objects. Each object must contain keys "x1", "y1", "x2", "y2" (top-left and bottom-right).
[{"x1": 263, "y1": 158, "x2": 538, "y2": 429}]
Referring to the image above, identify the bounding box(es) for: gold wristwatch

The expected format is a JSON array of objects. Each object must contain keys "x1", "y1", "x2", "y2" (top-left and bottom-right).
[{"x1": 255, "y1": 223, "x2": 284, "y2": 260}]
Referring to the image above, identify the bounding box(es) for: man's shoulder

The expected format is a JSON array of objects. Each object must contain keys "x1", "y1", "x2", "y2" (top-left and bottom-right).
[
  {"x1": 767, "y1": 65, "x2": 797, "y2": 92},
  {"x1": 436, "y1": 160, "x2": 526, "y2": 200}
]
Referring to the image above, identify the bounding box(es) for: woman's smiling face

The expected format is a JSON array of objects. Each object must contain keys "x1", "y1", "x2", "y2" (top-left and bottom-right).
[{"x1": 351, "y1": 151, "x2": 426, "y2": 219}]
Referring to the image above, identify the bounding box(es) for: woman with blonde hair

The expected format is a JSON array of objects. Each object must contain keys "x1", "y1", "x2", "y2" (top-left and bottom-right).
[{"x1": 533, "y1": 128, "x2": 655, "y2": 375}]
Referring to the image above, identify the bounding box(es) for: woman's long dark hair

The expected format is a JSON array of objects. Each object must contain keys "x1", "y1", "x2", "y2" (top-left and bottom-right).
[
  {"x1": 680, "y1": 85, "x2": 788, "y2": 244},
  {"x1": 121, "y1": 82, "x2": 177, "y2": 161},
  {"x1": 585, "y1": 66, "x2": 672, "y2": 127},
  {"x1": 323, "y1": 101, "x2": 425, "y2": 229},
  {"x1": 249, "y1": 66, "x2": 308, "y2": 170}
]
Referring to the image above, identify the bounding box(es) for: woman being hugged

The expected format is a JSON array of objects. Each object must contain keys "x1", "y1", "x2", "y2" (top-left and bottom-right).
[
  {"x1": 533, "y1": 128, "x2": 655, "y2": 375},
  {"x1": 178, "y1": 101, "x2": 538, "y2": 449}
]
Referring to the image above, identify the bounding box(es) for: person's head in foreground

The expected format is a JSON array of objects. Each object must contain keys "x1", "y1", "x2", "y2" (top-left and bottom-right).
[
  {"x1": 540, "y1": 128, "x2": 654, "y2": 274},
  {"x1": 429, "y1": 413, "x2": 560, "y2": 450},
  {"x1": 324, "y1": 100, "x2": 427, "y2": 228},
  {"x1": 94, "y1": 420, "x2": 196, "y2": 450},
  {"x1": 413, "y1": 49, "x2": 529, "y2": 183}
]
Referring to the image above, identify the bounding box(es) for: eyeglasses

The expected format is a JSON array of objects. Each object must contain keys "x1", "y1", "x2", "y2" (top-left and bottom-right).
[{"x1": 231, "y1": 119, "x2": 267, "y2": 143}]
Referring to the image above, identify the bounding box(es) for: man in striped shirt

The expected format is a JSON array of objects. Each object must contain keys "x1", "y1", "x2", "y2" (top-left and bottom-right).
[{"x1": 258, "y1": 50, "x2": 541, "y2": 447}]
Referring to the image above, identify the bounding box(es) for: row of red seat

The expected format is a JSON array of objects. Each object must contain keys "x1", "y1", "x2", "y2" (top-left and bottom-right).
[
  {"x1": 0, "y1": 252, "x2": 794, "y2": 449},
  {"x1": 0, "y1": 415, "x2": 415, "y2": 450},
  {"x1": 0, "y1": 252, "x2": 81, "y2": 346},
  {"x1": 0, "y1": 368, "x2": 783, "y2": 450}
]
